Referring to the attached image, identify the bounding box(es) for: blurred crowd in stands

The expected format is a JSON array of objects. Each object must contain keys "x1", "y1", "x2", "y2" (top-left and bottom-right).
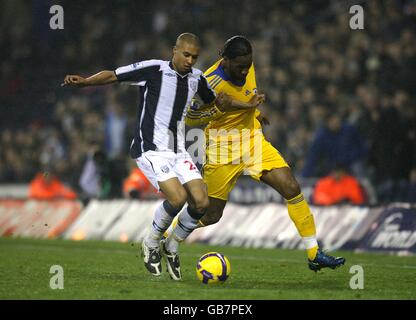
[{"x1": 1, "y1": 0, "x2": 415, "y2": 203}]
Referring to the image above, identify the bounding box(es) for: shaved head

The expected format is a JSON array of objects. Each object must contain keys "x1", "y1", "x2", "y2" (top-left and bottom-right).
[
  {"x1": 175, "y1": 33, "x2": 200, "y2": 48},
  {"x1": 172, "y1": 33, "x2": 201, "y2": 75}
]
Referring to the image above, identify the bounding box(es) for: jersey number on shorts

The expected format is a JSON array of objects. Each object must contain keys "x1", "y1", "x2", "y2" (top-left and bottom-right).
[{"x1": 184, "y1": 160, "x2": 196, "y2": 171}]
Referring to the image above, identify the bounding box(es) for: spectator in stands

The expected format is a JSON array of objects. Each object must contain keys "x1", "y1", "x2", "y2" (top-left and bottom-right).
[
  {"x1": 79, "y1": 147, "x2": 126, "y2": 199},
  {"x1": 302, "y1": 113, "x2": 366, "y2": 178},
  {"x1": 364, "y1": 93, "x2": 415, "y2": 202},
  {"x1": 79, "y1": 147, "x2": 102, "y2": 199},
  {"x1": 312, "y1": 166, "x2": 366, "y2": 206},
  {"x1": 28, "y1": 170, "x2": 77, "y2": 200},
  {"x1": 1, "y1": 0, "x2": 415, "y2": 203},
  {"x1": 104, "y1": 91, "x2": 128, "y2": 159},
  {"x1": 406, "y1": 168, "x2": 416, "y2": 203}
]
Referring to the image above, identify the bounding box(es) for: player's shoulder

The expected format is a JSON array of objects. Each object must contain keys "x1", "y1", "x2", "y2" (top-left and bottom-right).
[
  {"x1": 124, "y1": 59, "x2": 164, "y2": 71},
  {"x1": 137, "y1": 59, "x2": 165, "y2": 66},
  {"x1": 204, "y1": 60, "x2": 223, "y2": 78},
  {"x1": 203, "y1": 60, "x2": 225, "y2": 89},
  {"x1": 190, "y1": 67, "x2": 204, "y2": 79}
]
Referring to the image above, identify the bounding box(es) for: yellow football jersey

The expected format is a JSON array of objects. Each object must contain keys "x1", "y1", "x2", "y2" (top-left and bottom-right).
[
  {"x1": 186, "y1": 60, "x2": 289, "y2": 199},
  {"x1": 186, "y1": 60, "x2": 265, "y2": 165},
  {"x1": 186, "y1": 59, "x2": 261, "y2": 129}
]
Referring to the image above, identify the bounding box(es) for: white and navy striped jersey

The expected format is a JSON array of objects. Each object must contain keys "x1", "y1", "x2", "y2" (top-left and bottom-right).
[{"x1": 115, "y1": 59, "x2": 216, "y2": 158}]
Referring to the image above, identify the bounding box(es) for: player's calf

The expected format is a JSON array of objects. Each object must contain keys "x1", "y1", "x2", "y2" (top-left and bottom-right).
[
  {"x1": 200, "y1": 210, "x2": 223, "y2": 226},
  {"x1": 199, "y1": 197, "x2": 227, "y2": 226}
]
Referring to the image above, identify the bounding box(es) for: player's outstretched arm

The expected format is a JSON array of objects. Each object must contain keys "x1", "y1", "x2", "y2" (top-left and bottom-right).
[
  {"x1": 228, "y1": 93, "x2": 266, "y2": 110},
  {"x1": 185, "y1": 92, "x2": 266, "y2": 127},
  {"x1": 186, "y1": 103, "x2": 225, "y2": 127},
  {"x1": 62, "y1": 70, "x2": 117, "y2": 87},
  {"x1": 185, "y1": 91, "x2": 233, "y2": 126},
  {"x1": 214, "y1": 93, "x2": 266, "y2": 112}
]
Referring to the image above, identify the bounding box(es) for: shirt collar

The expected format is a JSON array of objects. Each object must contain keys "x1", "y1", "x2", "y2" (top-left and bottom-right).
[
  {"x1": 169, "y1": 61, "x2": 193, "y2": 78},
  {"x1": 217, "y1": 64, "x2": 246, "y2": 86}
]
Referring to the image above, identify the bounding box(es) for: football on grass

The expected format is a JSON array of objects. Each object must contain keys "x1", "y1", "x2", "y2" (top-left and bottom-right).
[{"x1": 196, "y1": 252, "x2": 231, "y2": 284}]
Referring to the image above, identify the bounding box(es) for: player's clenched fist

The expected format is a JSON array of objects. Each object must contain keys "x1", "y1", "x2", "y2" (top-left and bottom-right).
[
  {"x1": 62, "y1": 75, "x2": 87, "y2": 87},
  {"x1": 248, "y1": 93, "x2": 266, "y2": 107},
  {"x1": 215, "y1": 92, "x2": 233, "y2": 110}
]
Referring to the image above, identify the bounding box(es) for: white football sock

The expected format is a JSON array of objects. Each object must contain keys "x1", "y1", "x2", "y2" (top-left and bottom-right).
[
  {"x1": 145, "y1": 201, "x2": 180, "y2": 248},
  {"x1": 302, "y1": 235, "x2": 318, "y2": 250},
  {"x1": 165, "y1": 206, "x2": 204, "y2": 253}
]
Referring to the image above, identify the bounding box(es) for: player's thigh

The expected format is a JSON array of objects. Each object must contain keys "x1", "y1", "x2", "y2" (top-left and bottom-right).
[
  {"x1": 158, "y1": 178, "x2": 188, "y2": 209},
  {"x1": 260, "y1": 167, "x2": 301, "y2": 200}
]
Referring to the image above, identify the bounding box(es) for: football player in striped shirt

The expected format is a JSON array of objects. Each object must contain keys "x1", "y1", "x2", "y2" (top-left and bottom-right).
[{"x1": 63, "y1": 33, "x2": 237, "y2": 281}]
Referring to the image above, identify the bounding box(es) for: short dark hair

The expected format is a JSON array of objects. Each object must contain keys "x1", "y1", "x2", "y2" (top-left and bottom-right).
[{"x1": 220, "y1": 35, "x2": 252, "y2": 59}]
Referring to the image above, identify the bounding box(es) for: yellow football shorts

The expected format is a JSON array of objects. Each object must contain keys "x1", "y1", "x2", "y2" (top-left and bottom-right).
[{"x1": 203, "y1": 136, "x2": 289, "y2": 200}]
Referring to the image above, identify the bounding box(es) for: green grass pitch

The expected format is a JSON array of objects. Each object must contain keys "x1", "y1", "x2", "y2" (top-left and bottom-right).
[{"x1": 0, "y1": 237, "x2": 415, "y2": 299}]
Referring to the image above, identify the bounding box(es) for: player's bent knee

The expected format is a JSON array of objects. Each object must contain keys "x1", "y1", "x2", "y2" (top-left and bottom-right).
[
  {"x1": 193, "y1": 195, "x2": 210, "y2": 213},
  {"x1": 168, "y1": 198, "x2": 187, "y2": 210},
  {"x1": 167, "y1": 190, "x2": 188, "y2": 209},
  {"x1": 284, "y1": 179, "x2": 301, "y2": 200},
  {"x1": 188, "y1": 185, "x2": 210, "y2": 212}
]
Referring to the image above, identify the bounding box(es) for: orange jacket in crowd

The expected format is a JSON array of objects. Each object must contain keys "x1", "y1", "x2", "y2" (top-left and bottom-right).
[
  {"x1": 123, "y1": 168, "x2": 157, "y2": 198},
  {"x1": 28, "y1": 173, "x2": 77, "y2": 200},
  {"x1": 312, "y1": 174, "x2": 365, "y2": 205}
]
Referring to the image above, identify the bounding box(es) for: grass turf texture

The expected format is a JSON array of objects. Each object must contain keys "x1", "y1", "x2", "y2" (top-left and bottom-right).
[{"x1": 0, "y1": 237, "x2": 415, "y2": 299}]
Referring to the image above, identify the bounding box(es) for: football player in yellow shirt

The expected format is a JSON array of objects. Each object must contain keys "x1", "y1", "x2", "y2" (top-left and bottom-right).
[{"x1": 173, "y1": 36, "x2": 345, "y2": 271}]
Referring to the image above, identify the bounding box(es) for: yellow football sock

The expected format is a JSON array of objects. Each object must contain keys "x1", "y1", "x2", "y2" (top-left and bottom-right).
[
  {"x1": 287, "y1": 193, "x2": 319, "y2": 260},
  {"x1": 197, "y1": 220, "x2": 205, "y2": 228},
  {"x1": 307, "y1": 245, "x2": 319, "y2": 261},
  {"x1": 163, "y1": 215, "x2": 179, "y2": 238}
]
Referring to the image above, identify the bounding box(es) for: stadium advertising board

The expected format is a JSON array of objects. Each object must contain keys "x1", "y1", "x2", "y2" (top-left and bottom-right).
[
  {"x1": 0, "y1": 200, "x2": 82, "y2": 238},
  {"x1": 356, "y1": 204, "x2": 416, "y2": 254}
]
